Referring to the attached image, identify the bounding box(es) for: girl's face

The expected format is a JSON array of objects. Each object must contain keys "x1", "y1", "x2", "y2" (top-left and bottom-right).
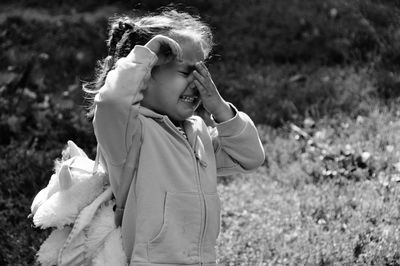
[{"x1": 141, "y1": 36, "x2": 205, "y2": 123}]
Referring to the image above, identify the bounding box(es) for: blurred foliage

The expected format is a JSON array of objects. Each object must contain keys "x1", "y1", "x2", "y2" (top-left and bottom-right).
[{"x1": 1, "y1": 0, "x2": 400, "y2": 264}]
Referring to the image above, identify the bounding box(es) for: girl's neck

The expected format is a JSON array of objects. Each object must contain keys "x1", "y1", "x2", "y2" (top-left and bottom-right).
[{"x1": 170, "y1": 119, "x2": 183, "y2": 128}]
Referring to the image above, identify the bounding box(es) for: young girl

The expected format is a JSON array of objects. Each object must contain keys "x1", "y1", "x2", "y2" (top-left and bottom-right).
[{"x1": 87, "y1": 9, "x2": 265, "y2": 265}]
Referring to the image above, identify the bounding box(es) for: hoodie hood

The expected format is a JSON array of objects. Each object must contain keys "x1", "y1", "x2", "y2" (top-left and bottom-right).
[{"x1": 138, "y1": 106, "x2": 164, "y2": 119}]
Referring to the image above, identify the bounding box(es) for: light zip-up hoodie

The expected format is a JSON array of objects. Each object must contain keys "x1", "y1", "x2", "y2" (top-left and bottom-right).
[{"x1": 93, "y1": 45, "x2": 265, "y2": 266}]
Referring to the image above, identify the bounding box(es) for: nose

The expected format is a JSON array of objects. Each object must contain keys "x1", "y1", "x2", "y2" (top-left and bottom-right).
[
  {"x1": 187, "y1": 72, "x2": 195, "y2": 83},
  {"x1": 187, "y1": 81, "x2": 196, "y2": 90},
  {"x1": 185, "y1": 76, "x2": 197, "y2": 94}
]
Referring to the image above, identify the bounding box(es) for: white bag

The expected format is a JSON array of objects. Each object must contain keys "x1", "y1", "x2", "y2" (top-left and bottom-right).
[{"x1": 31, "y1": 141, "x2": 128, "y2": 266}]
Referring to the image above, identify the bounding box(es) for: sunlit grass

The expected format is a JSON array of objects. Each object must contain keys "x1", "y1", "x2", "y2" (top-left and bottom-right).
[{"x1": 217, "y1": 107, "x2": 400, "y2": 265}]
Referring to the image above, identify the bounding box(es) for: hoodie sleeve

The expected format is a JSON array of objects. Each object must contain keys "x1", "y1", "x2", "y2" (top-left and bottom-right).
[
  {"x1": 210, "y1": 104, "x2": 265, "y2": 176},
  {"x1": 92, "y1": 45, "x2": 157, "y2": 189}
]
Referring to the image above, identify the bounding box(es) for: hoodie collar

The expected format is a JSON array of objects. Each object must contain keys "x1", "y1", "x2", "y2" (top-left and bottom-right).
[
  {"x1": 139, "y1": 106, "x2": 198, "y2": 147},
  {"x1": 138, "y1": 106, "x2": 164, "y2": 119},
  {"x1": 138, "y1": 106, "x2": 197, "y2": 126}
]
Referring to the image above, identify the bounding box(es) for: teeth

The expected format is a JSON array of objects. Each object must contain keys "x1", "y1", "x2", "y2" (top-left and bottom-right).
[{"x1": 180, "y1": 95, "x2": 197, "y2": 103}]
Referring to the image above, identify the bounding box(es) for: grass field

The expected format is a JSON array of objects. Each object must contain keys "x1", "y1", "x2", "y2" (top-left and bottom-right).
[{"x1": 216, "y1": 108, "x2": 400, "y2": 265}]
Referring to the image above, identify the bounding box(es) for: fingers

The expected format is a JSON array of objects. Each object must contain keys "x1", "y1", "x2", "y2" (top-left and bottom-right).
[
  {"x1": 166, "y1": 38, "x2": 183, "y2": 62},
  {"x1": 195, "y1": 61, "x2": 211, "y2": 77},
  {"x1": 194, "y1": 79, "x2": 210, "y2": 98},
  {"x1": 155, "y1": 35, "x2": 183, "y2": 62},
  {"x1": 145, "y1": 35, "x2": 183, "y2": 64},
  {"x1": 193, "y1": 63, "x2": 215, "y2": 97},
  {"x1": 193, "y1": 70, "x2": 209, "y2": 94},
  {"x1": 193, "y1": 62, "x2": 212, "y2": 87}
]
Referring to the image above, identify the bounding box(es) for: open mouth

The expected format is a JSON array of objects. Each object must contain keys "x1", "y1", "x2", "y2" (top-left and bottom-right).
[
  {"x1": 179, "y1": 84, "x2": 200, "y2": 106},
  {"x1": 179, "y1": 95, "x2": 199, "y2": 103},
  {"x1": 179, "y1": 87, "x2": 200, "y2": 104}
]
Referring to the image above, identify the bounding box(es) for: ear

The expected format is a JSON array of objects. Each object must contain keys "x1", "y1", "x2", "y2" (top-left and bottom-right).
[
  {"x1": 68, "y1": 140, "x2": 88, "y2": 158},
  {"x1": 59, "y1": 164, "x2": 72, "y2": 190}
]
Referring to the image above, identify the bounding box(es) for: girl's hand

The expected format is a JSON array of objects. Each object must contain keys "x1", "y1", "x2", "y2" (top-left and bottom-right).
[
  {"x1": 193, "y1": 62, "x2": 234, "y2": 123},
  {"x1": 145, "y1": 35, "x2": 183, "y2": 65}
]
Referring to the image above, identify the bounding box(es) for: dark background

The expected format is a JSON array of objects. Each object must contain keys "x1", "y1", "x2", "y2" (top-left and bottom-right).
[{"x1": 1, "y1": 0, "x2": 400, "y2": 264}]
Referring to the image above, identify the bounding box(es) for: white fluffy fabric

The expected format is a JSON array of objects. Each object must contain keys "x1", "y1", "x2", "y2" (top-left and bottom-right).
[
  {"x1": 31, "y1": 186, "x2": 50, "y2": 215},
  {"x1": 31, "y1": 157, "x2": 93, "y2": 215},
  {"x1": 37, "y1": 227, "x2": 71, "y2": 266},
  {"x1": 86, "y1": 201, "x2": 116, "y2": 252},
  {"x1": 92, "y1": 228, "x2": 127, "y2": 266},
  {"x1": 46, "y1": 171, "x2": 61, "y2": 198},
  {"x1": 31, "y1": 140, "x2": 106, "y2": 225},
  {"x1": 67, "y1": 140, "x2": 88, "y2": 158},
  {"x1": 31, "y1": 171, "x2": 60, "y2": 215},
  {"x1": 33, "y1": 141, "x2": 121, "y2": 265},
  {"x1": 33, "y1": 173, "x2": 105, "y2": 229}
]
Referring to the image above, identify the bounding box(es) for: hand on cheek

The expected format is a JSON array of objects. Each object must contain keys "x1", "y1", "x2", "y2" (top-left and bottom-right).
[{"x1": 193, "y1": 62, "x2": 234, "y2": 123}]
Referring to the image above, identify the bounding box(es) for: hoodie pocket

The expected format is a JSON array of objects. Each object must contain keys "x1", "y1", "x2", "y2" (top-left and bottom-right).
[
  {"x1": 148, "y1": 191, "x2": 202, "y2": 264},
  {"x1": 203, "y1": 192, "x2": 221, "y2": 263}
]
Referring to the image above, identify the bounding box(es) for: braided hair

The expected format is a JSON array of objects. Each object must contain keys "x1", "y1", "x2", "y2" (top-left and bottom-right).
[{"x1": 83, "y1": 9, "x2": 213, "y2": 117}]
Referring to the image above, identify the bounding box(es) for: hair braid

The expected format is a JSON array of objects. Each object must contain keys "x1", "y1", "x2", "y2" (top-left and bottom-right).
[{"x1": 109, "y1": 21, "x2": 133, "y2": 56}]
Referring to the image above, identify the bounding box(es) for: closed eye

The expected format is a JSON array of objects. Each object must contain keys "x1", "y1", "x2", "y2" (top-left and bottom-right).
[{"x1": 178, "y1": 71, "x2": 191, "y2": 77}]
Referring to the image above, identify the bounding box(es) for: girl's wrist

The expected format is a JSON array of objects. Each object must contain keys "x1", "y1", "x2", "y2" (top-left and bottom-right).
[
  {"x1": 144, "y1": 42, "x2": 159, "y2": 55},
  {"x1": 212, "y1": 102, "x2": 234, "y2": 123}
]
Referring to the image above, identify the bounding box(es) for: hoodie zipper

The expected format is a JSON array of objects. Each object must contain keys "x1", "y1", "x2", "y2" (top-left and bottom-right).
[
  {"x1": 162, "y1": 117, "x2": 207, "y2": 264},
  {"x1": 195, "y1": 151, "x2": 207, "y2": 265}
]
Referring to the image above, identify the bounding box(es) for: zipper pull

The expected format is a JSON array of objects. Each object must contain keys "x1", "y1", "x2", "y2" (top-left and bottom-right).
[{"x1": 194, "y1": 151, "x2": 208, "y2": 168}]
